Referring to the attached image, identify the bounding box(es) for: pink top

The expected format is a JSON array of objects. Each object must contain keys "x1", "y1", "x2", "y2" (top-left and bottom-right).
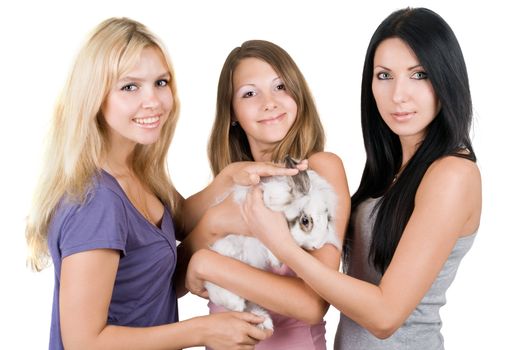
[{"x1": 208, "y1": 264, "x2": 327, "y2": 350}]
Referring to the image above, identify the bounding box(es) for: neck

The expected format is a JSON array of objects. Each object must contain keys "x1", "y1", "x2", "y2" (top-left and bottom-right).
[
  {"x1": 252, "y1": 151, "x2": 272, "y2": 163},
  {"x1": 102, "y1": 141, "x2": 136, "y2": 177},
  {"x1": 399, "y1": 134, "x2": 423, "y2": 166},
  {"x1": 250, "y1": 145, "x2": 273, "y2": 163}
]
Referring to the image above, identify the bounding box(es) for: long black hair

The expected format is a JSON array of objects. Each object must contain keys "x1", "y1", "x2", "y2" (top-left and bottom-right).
[{"x1": 349, "y1": 7, "x2": 476, "y2": 274}]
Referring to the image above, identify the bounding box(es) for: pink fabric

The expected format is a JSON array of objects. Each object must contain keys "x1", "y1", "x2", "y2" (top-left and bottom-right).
[{"x1": 208, "y1": 264, "x2": 327, "y2": 350}]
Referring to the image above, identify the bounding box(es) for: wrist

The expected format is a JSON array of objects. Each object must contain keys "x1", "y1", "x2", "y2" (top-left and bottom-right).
[
  {"x1": 217, "y1": 162, "x2": 239, "y2": 188},
  {"x1": 272, "y1": 237, "x2": 298, "y2": 261},
  {"x1": 190, "y1": 315, "x2": 209, "y2": 346}
]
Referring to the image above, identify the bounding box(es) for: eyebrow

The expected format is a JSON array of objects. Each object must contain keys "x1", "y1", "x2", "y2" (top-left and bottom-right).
[
  {"x1": 235, "y1": 76, "x2": 282, "y2": 89},
  {"x1": 118, "y1": 72, "x2": 171, "y2": 82},
  {"x1": 374, "y1": 64, "x2": 424, "y2": 71}
]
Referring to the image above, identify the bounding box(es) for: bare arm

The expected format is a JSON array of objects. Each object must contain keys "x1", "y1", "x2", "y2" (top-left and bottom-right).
[
  {"x1": 187, "y1": 152, "x2": 351, "y2": 324},
  {"x1": 242, "y1": 156, "x2": 481, "y2": 338},
  {"x1": 60, "y1": 249, "x2": 270, "y2": 350},
  {"x1": 182, "y1": 161, "x2": 306, "y2": 234},
  {"x1": 176, "y1": 161, "x2": 308, "y2": 293}
]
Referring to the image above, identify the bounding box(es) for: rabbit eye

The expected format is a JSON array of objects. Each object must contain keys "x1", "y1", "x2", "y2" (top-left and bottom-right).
[{"x1": 299, "y1": 213, "x2": 313, "y2": 232}]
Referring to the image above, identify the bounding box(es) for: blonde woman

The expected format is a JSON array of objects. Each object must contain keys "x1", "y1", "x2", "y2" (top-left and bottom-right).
[
  {"x1": 182, "y1": 40, "x2": 351, "y2": 349},
  {"x1": 25, "y1": 18, "x2": 271, "y2": 350}
]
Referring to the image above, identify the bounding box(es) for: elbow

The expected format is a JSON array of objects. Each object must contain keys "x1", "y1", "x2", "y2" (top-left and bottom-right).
[
  {"x1": 298, "y1": 298, "x2": 329, "y2": 325},
  {"x1": 367, "y1": 316, "x2": 403, "y2": 340},
  {"x1": 370, "y1": 327, "x2": 397, "y2": 340},
  {"x1": 303, "y1": 311, "x2": 325, "y2": 326}
]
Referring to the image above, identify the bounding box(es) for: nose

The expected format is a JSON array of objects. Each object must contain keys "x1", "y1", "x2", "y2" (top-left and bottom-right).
[
  {"x1": 142, "y1": 87, "x2": 160, "y2": 110},
  {"x1": 392, "y1": 78, "x2": 409, "y2": 104},
  {"x1": 263, "y1": 92, "x2": 277, "y2": 111}
]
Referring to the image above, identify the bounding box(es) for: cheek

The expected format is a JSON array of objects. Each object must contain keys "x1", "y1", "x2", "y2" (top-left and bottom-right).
[
  {"x1": 372, "y1": 82, "x2": 386, "y2": 110},
  {"x1": 422, "y1": 89, "x2": 440, "y2": 118},
  {"x1": 102, "y1": 97, "x2": 122, "y2": 125},
  {"x1": 286, "y1": 97, "x2": 298, "y2": 117},
  {"x1": 232, "y1": 100, "x2": 254, "y2": 124},
  {"x1": 160, "y1": 89, "x2": 174, "y2": 113},
  {"x1": 104, "y1": 94, "x2": 134, "y2": 118}
]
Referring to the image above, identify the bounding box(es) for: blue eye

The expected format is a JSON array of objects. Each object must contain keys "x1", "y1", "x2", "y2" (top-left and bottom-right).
[
  {"x1": 121, "y1": 83, "x2": 138, "y2": 91},
  {"x1": 376, "y1": 72, "x2": 391, "y2": 80},
  {"x1": 412, "y1": 71, "x2": 428, "y2": 80},
  {"x1": 156, "y1": 79, "x2": 169, "y2": 87}
]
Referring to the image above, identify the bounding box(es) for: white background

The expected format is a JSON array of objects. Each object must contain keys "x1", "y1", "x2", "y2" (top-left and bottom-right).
[{"x1": 1, "y1": 0, "x2": 513, "y2": 349}]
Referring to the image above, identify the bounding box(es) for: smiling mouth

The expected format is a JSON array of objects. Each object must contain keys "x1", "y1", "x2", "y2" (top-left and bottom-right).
[
  {"x1": 259, "y1": 113, "x2": 286, "y2": 125},
  {"x1": 133, "y1": 116, "x2": 161, "y2": 128}
]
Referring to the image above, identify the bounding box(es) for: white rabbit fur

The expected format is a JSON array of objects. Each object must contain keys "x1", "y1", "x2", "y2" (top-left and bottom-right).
[{"x1": 205, "y1": 167, "x2": 340, "y2": 330}]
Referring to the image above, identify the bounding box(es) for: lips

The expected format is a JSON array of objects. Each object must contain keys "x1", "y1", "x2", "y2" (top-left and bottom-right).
[
  {"x1": 132, "y1": 115, "x2": 161, "y2": 128},
  {"x1": 391, "y1": 111, "x2": 415, "y2": 122},
  {"x1": 259, "y1": 113, "x2": 286, "y2": 125}
]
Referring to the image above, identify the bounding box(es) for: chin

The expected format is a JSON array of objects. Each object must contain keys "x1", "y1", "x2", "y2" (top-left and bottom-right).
[{"x1": 135, "y1": 136, "x2": 161, "y2": 146}]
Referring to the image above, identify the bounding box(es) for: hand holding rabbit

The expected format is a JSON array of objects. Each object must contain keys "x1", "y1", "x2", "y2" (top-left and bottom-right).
[
  {"x1": 204, "y1": 156, "x2": 339, "y2": 330},
  {"x1": 226, "y1": 159, "x2": 308, "y2": 186},
  {"x1": 242, "y1": 185, "x2": 294, "y2": 256}
]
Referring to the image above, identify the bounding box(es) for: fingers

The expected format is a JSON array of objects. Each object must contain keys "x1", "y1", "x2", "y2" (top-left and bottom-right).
[
  {"x1": 232, "y1": 164, "x2": 299, "y2": 186},
  {"x1": 241, "y1": 186, "x2": 263, "y2": 223},
  {"x1": 233, "y1": 311, "x2": 264, "y2": 325},
  {"x1": 232, "y1": 312, "x2": 272, "y2": 342},
  {"x1": 233, "y1": 171, "x2": 260, "y2": 186},
  {"x1": 249, "y1": 185, "x2": 264, "y2": 202},
  {"x1": 247, "y1": 326, "x2": 272, "y2": 342},
  {"x1": 251, "y1": 164, "x2": 298, "y2": 177},
  {"x1": 231, "y1": 159, "x2": 309, "y2": 187},
  {"x1": 296, "y1": 159, "x2": 309, "y2": 171}
]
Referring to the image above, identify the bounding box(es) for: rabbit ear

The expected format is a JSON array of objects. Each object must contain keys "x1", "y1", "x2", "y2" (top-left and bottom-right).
[{"x1": 284, "y1": 155, "x2": 310, "y2": 195}]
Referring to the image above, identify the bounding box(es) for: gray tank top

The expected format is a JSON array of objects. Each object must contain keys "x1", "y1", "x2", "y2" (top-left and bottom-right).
[{"x1": 334, "y1": 197, "x2": 476, "y2": 350}]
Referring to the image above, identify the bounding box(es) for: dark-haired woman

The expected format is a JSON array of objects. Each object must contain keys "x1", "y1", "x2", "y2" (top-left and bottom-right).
[{"x1": 238, "y1": 7, "x2": 481, "y2": 349}]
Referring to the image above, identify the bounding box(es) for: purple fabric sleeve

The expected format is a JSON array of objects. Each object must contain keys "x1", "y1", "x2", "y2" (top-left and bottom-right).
[{"x1": 59, "y1": 187, "x2": 128, "y2": 258}]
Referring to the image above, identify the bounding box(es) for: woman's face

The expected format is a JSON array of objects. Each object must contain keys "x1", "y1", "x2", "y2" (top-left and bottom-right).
[
  {"x1": 231, "y1": 57, "x2": 297, "y2": 160},
  {"x1": 102, "y1": 46, "x2": 173, "y2": 151},
  {"x1": 372, "y1": 38, "x2": 440, "y2": 146}
]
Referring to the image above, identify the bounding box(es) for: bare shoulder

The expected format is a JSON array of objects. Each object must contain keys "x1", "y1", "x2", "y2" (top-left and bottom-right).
[
  {"x1": 307, "y1": 151, "x2": 345, "y2": 173},
  {"x1": 417, "y1": 155, "x2": 481, "y2": 235},
  {"x1": 422, "y1": 155, "x2": 481, "y2": 191},
  {"x1": 307, "y1": 151, "x2": 351, "y2": 214},
  {"x1": 307, "y1": 152, "x2": 349, "y2": 191}
]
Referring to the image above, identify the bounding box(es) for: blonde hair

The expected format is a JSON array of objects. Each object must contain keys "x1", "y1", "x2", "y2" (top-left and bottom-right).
[
  {"x1": 208, "y1": 40, "x2": 325, "y2": 175},
  {"x1": 26, "y1": 17, "x2": 181, "y2": 271}
]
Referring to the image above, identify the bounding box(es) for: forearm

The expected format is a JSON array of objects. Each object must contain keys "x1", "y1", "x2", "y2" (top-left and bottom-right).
[
  {"x1": 281, "y1": 245, "x2": 400, "y2": 338},
  {"x1": 64, "y1": 317, "x2": 207, "y2": 350},
  {"x1": 179, "y1": 213, "x2": 221, "y2": 260},
  {"x1": 182, "y1": 167, "x2": 234, "y2": 233},
  {"x1": 182, "y1": 161, "x2": 301, "y2": 234},
  {"x1": 198, "y1": 249, "x2": 329, "y2": 324}
]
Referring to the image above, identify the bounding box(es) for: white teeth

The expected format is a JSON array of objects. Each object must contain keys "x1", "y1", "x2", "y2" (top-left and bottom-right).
[{"x1": 133, "y1": 116, "x2": 159, "y2": 125}]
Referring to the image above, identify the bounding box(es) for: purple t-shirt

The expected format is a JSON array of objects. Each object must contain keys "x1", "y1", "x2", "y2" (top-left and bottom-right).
[{"x1": 47, "y1": 170, "x2": 178, "y2": 349}]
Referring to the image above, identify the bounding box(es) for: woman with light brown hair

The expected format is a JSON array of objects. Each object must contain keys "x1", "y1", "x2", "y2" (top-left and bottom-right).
[{"x1": 182, "y1": 40, "x2": 351, "y2": 349}]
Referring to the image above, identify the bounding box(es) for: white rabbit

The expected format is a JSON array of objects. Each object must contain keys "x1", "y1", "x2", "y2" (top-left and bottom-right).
[{"x1": 205, "y1": 156, "x2": 341, "y2": 330}]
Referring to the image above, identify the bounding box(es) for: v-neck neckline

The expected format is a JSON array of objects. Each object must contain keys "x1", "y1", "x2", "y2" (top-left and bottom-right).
[{"x1": 101, "y1": 169, "x2": 167, "y2": 231}]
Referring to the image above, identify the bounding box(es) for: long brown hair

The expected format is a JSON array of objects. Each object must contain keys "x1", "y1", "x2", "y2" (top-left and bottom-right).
[{"x1": 208, "y1": 40, "x2": 325, "y2": 175}]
